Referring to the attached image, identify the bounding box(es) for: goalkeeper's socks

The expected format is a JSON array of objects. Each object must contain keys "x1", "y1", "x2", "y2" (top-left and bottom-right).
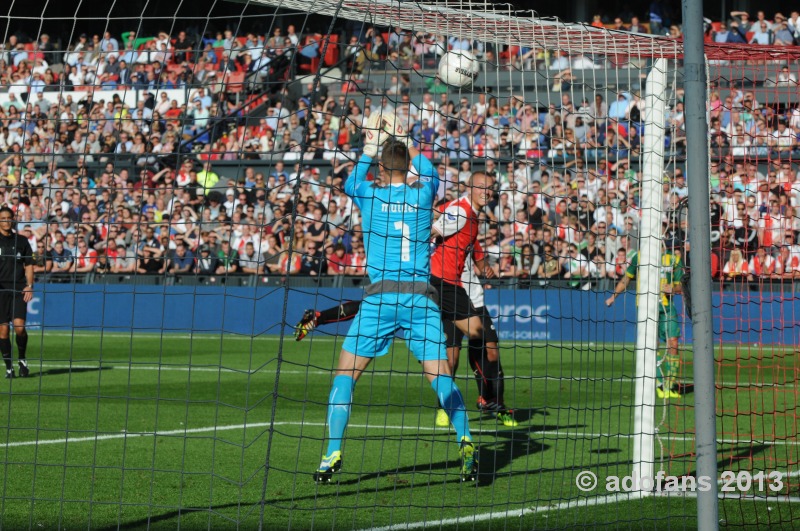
[
  {"x1": 325, "y1": 375, "x2": 356, "y2": 456},
  {"x1": 431, "y1": 375, "x2": 472, "y2": 443},
  {"x1": 16, "y1": 331, "x2": 27, "y2": 360},
  {"x1": 467, "y1": 342, "x2": 493, "y2": 402},
  {"x1": 0, "y1": 337, "x2": 11, "y2": 371},
  {"x1": 317, "y1": 301, "x2": 361, "y2": 326}
]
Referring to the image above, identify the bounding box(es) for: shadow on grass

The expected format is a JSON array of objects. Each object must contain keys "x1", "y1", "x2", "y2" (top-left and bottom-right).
[
  {"x1": 685, "y1": 442, "x2": 771, "y2": 479},
  {"x1": 102, "y1": 421, "x2": 629, "y2": 528},
  {"x1": 95, "y1": 505, "x2": 237, "y2": 531},
  {"x1": 504, "y1": 407, "x2": 549, "y2": 423},
  {"x1": 475, "y1": 428, "x2": 551, "y2": 486},
  {"x1": 38, "y1": 366, "x2": 112, "y2": 377},
  {"x1": 590, "y1": 448, "x2": 623, "y2": 455}
]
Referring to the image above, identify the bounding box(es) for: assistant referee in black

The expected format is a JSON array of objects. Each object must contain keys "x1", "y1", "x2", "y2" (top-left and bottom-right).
[{"x1": 0, "y1": 207, "x2": 34, "y2": 378}]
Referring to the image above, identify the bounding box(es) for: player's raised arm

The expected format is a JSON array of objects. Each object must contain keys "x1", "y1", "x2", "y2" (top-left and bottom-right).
[{"x1": 344, "y1": 113, "x2": 389, "y2": 197}]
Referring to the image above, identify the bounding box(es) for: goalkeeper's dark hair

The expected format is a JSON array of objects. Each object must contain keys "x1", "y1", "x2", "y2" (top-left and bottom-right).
[
  {"x1": 0, "y1": 206, "x2": 14, "y2": 218},
  {"x1": 380, "y1": 140, "x2": 410, "y2": 176}
]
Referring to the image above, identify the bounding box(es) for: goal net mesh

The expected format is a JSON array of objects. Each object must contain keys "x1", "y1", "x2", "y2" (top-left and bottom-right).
[
  {"x1": 664, "y1": 49, "x2": 800, "y2": 527},
  {"x1": 0, "y1": 0, "x2": 797, "y2": 527}
]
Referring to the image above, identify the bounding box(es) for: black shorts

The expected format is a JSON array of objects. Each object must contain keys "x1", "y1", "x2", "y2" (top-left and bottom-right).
[
  {"x1": 444, "y1": 306, "x2": 499, "y2": 348},
  {"x1": 430, "y1": 276, "x2": 478, "y2": 322},
  {"x1": 0, "y1": 290, "x2": 27, "y2": 323}
]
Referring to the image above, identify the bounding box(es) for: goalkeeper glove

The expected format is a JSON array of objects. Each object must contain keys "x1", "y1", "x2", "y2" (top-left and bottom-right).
[
  {"x1": 362, "y1": 112, "x2": 390, "y2": 158},
  {"x1": 380, "y1": 112, "x2": 414, "y2": 149}
]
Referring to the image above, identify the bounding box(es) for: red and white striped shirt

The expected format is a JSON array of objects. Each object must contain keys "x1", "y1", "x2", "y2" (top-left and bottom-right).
[{"x1": 431, "y1": 196, "x2": 479, "y2": 286}]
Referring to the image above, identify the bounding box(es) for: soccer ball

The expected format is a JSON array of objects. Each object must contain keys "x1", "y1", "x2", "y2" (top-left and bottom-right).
[{"x1": 438, "y1": 50, "x2": 479, "y2": 87}]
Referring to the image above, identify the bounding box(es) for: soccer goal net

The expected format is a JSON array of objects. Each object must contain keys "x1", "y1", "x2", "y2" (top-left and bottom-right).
[{"x1": 1, "y1": 0, "x2": 798, "y2": 528}]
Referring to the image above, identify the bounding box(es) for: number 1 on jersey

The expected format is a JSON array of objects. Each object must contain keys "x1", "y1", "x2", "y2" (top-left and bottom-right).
[{"x1": 393, "y1": 221, "x2": 410, "y2": 262}]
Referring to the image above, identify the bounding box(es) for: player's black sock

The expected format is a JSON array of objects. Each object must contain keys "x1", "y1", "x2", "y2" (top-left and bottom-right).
[
  {"x1": 316, "y1": 300, "x2": 361, "y2": 326},
  {"x1": 16, "y1": 331, "x2": 27, "y2": 360},
  {"x1": 467, "y1": 341, "x2": 494, "y2": 403},
  {"x1": 481, "y1": 358, "x2": 503, "y2": 407},
  {"x1": 494, "y1": 359, "x2": 506, "y2": 407},
  {"x1": 0, "y1": 337, "x2": 12, "y2": 371}
]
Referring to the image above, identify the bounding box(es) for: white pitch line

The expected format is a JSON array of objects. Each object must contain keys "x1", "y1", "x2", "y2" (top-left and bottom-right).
[
  {"x1": 2, "y1": 420, "x2": 797, "y2": 449},
  {"x1": 32, "y1": 363, "x2": 792, "y2": 389},
  {"x1": 363, "y1": 493, "x2": 645, "y2": 531},
  {"x1": 39, "y1": 363, "x2": 242, "y2": 374},
  {"x1": 363, "y1": 489, "x2": 800, "y2": 531}
]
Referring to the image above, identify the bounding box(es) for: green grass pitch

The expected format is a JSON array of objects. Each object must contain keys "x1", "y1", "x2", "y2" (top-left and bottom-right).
[{"x1": 0, "y1": 331, "x2": 796, "y2": 529}]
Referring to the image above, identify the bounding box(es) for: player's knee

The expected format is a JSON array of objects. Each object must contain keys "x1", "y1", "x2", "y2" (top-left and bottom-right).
[
  {"x1": 485, "y1": 344, "x2": 499, "y2": 362},
  {"x1": 14, "y1": 326, "x2": 26, "y2": 337},
  {"x1": 465, "y1": 324, "x2": 483, "y2": 340}
]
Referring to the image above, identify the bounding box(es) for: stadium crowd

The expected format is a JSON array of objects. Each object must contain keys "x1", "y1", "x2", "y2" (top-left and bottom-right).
[{"x1": 0, "y1": 9, "x2": 799, "y2": 284}]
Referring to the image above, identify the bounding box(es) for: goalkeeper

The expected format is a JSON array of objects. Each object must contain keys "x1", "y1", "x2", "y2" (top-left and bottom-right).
[
  {"x1": 605, "y1": 246, "x2": 684, "y2": 400},
  {"x1": 295, "y1": 249, "x2": 517, "y2": 428},
  {"x1": 312, "y1": 113, "x2": 477, "y2": 484}
]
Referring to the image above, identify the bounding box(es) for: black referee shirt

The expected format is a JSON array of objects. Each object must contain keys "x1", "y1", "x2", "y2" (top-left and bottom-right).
[{"x1": 0, "y1": 232, "x2": 33, "y2": 287}]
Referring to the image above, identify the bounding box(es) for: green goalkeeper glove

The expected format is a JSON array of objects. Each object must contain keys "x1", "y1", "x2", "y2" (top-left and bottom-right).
[{"x1": 362, "y1": 112, "x2": 390, "y2": 158}]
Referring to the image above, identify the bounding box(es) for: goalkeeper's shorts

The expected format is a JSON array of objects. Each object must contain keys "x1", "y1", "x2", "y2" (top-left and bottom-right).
[
  {"x1": 341, "y1": 292, "x2": 447, "y2": 362},
  {"x1": 658, "y1": 304, "x2": 681, "y2": 342}
]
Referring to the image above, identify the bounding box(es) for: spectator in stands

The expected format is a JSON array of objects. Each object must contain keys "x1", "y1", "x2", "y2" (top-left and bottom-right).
[
  {"x1": 722, "y1": 248, "x2": 749, "y2": 280},
  {"x1": 50, "y1": 240, "x2": 74, "y2": 274},
  {"x1": 173, "y1": 31, "x2": 195, "y2": 64},
  {"x1": 326, "y1": 243, "x2": 349, "y2": 275},
  {"x1": 748, "y1": 246, "x2": 775, "y2": 280},
  {"x1": 628, "y1": 17, "x2": 646, "y2": 34},
  {"x1": 32, "y1": 240, "x2": 51, "y2": 274},
  {"x1": 772, "y1": 65, "x2": 798, "y2": 86},
  {"x1": 300, "y1": 240, "x2": 325, "y2": 276},
  {"x1": 749, "y1": 21, "x2": 774, "y2": 44},
  {"x1": 297, "y1": 35, "x2": 319, "y2": 70},
  {"x1": 74, "y1": 238, "x2": 98, "y2": 273},
  {"x1": 773, "y1": 16, "x2": 796, "y2": 45},
  {"x1": 137, "y1": 248, "x2": 165, "y2": 275},
  {"x1": 111, "y1": 247, "x2": 136, "y2": 274},
  {"x1": 195, "y1": 245, "x2": 218, "y2": 275},
  {"x1": 237, "y1": 242, "x2": 264, "y2": 274},
  {"x1": 215, "y1": 240, "x2": 238, "y2": 274},
  {"x1": 774, "y1": 245, "x2": 800, "y2": 278}
]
